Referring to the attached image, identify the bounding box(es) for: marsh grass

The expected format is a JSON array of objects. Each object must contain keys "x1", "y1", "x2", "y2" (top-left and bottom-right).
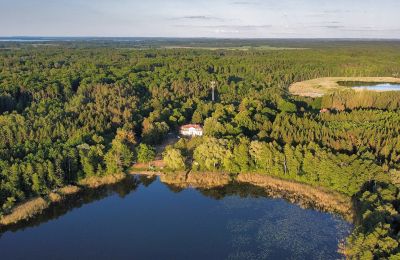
[
  {"x1": 0, "y1": 197, "x2": 48, "y2": 226},
  {"x1": 48, "y1": 192, "x2": 62, "y2": 203},
  {"x1": 57, "y1": 185, "x2": 81, "y2": 195},
  {"x1": 133, "y1": 171, "x2": 353, "y2": 221},
  {"x1": 140, "y1": 171, "x2": 232, "y2": 189},
  {"x1": 78, "y1": 173, "x2": 126, "y2": 188},
  {"x1": 1, "y1": 174, "x2": 126, "y2": 228},
  {"x1": 237, "y1": 173, "x2": 353, "y2": 221},
  {"x1": 185, "y1": 172, "x2": 232, "y2": 188}
]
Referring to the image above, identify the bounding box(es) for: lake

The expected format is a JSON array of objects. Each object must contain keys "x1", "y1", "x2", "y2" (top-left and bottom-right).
[
  {"x1": 338, "y1": 81, "x2": 400, "y2": 91},
  {"x1": 0, "y1": 175, "x2": 351, "y2": 260}
]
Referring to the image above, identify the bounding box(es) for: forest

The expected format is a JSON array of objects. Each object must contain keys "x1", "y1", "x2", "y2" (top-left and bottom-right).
[{"x1": 1, "y1": 40, "x2": 400, "y2": 258}]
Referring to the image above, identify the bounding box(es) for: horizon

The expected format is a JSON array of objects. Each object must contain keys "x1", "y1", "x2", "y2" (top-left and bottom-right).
[{"x1": 2, "y1": 36, "x2": 400, "y2": 40}]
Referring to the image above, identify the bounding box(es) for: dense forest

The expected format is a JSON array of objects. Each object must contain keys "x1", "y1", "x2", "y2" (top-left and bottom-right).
[{"x1": 1, "y1": 40, "x2": 400, "y2": 258}]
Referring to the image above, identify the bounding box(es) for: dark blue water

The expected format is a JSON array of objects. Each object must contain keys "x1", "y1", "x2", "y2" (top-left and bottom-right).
[{"x1": 0, "y1": 176, "x2": 351, "y2": 260}]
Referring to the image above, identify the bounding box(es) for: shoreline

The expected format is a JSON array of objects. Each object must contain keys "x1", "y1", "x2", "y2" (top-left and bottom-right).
[
  {"x1": 1, "y1": 170, "x2": 354, "y2": 230},
  {"x1": 0, "y1": 173, "x2": 126, "y2": 229},
  {"x1": 131, "y1": 171, "x2": 354, "y2": 222},
  {"x1": 289, "y1": 76, "x2": 400, "y2": 97},
  {"x1": 236, "y1": 173, "x2": 353, "y2": 221}
]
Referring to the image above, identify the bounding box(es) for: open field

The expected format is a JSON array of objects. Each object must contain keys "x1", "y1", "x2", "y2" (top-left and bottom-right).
[{"x1": 289, "y1": 77, "x2": 400, "y2": 97}]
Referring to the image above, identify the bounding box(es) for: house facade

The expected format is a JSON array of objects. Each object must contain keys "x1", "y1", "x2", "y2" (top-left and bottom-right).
[{"x1": 180, "y1": 124, "x2": 203, "y2": 137}]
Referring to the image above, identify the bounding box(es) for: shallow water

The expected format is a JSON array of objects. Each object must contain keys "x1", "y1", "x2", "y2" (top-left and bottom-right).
[
  {"x1": 341, "y1": 81, "x2": 400, "y2": 91},
  {"x1": 353, "y1": 83, "x2": 400, "y2": 91},
  {"x1": 0, "y1": 176, "x2": 351, "y2": 260}
]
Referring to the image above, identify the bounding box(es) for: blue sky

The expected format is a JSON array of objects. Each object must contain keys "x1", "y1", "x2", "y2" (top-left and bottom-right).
[{"x1": 1, "y1": 0, "x2": 399, "y2": 38}]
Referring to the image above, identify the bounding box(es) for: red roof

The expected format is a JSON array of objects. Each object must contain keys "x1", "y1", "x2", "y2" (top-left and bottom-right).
[{"x1": 180, "y1": 124, "x2": 202, "y2": 130}]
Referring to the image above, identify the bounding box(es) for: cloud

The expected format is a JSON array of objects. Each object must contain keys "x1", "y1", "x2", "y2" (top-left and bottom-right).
[
  {"x1": 183, "y1": 16, "x2": 216, "y2": 20},
  {"x1": 308, "y1": 24, "x2": 400, "y2": 33},
  {"x1": 168, "y1": 15, "x2": 224, "y2": 21},
  {"x1": 175, "y1": 24, "x2": 272, "y2": 31},
  {"x1": 343, "y1": 27, "x2": 400, "y2": 32},
  {"x1": 322, "y1": 9, "x2": 351, "y2": 14},
  {"x1": 306, "y1": 9, "x2": 352, "y2": 18},
  {"x1": 317, "y1": 25, "x2": 345, "y2": 29},
  {"x1": 231, "y1": 1, "x2": 260, "y2": 5},
  {"x1": 173, "y1": 24, "x2": 273, "y2": 35}
]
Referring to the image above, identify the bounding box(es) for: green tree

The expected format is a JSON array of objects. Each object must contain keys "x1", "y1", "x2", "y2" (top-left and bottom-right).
[
  {"x1": 163, "y1": 146, "x2": 186, "y2": 170},
  {"x1": 105, "y1": 139, "x2": 133, "y2": 174},
  {"x1": 226, "y1": 138, "x2": 251, "y2": 173},
  {"x1": 193, "y1": 138, "x2": 232, "y2": 171},
  {"x1": 136, "y1": 144, "x2": 156, "y2": 164}
]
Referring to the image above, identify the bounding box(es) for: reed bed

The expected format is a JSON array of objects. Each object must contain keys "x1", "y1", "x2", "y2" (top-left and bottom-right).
[
  {"x1": 78, "y1": 174, "x2": 126, "y2": 188},
  {"x1": 237, "y1": 173, "x2": 353, "y2": 221},
  {"x1": 0, "y1": 197, "x2": 48, "y2": 226}
]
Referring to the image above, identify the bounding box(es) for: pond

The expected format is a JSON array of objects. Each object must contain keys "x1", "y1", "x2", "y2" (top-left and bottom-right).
[
  {"x1": 0, "y1": 175, "x2": 351, "y2": 260},
  {"x1": 338, "y1": 81, "x2": 400, "y2": 91}
]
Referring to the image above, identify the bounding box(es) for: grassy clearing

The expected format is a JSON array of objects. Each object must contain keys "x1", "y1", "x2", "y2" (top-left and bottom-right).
[{"x1": 289, "y1": 77, "x2": 400, "y2": 97}]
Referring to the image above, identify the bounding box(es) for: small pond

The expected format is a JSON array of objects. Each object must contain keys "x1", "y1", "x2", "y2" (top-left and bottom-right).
[
  {"x1": 338, "y1": 81, "x2": 400, "y2": 91},
  {"x1": 0, "y1": 175, "x2": 352, "y2": 260}
]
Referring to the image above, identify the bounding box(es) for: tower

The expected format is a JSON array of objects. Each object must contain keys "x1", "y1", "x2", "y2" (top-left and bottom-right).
[{"x1": 210, "y1": 81, "x2": 216, "y2": 102}]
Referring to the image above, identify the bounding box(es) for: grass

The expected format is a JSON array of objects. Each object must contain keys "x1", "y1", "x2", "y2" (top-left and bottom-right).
[
  {"x1": 160, "y1": 171, "x2": 232, "y2": 189},
  {"x1": 131, "y1": 170, "x2": 232, "y2": 189},
  {"x1": 57, "y1": 185, "x2": 81, "y2": 195},
  {"x1": 289, "y1": 77, "x2": 400, "y2": 97},
  {"x1": 78, "y1": 173, "x2": 126, "y2": 188},
  {"x1": 237, "y1": 173, "x2": 353, "y2": 221},
  {"x1": 0, "y1": 174, "x2": 126, "y2": 228},
  {"x1": 48, "y1": 192, "x2": 62, "y2": 202},
  {"x1": 1, "y1": 169, "x2": 353, "y2": 228},
  {"x1": 185, "y1": 171, "x2": 232, "y2": 188},
  {"x1": 0, "y1": 197, "x2": 48, "y2": 226},
  {"x1": 133, "y1": 170, "x2": 353, "y2": 220}
]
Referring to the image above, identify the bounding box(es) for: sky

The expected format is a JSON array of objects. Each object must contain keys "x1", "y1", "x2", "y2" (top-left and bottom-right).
[{"x1": 1, "y1": 0, "x2": 400, "y2": 38}]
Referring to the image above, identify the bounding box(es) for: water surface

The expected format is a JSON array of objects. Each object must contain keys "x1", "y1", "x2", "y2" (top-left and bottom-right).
[
  {"x1": 338, "y1": 81, "x2": 400, "y2": 91},
  {"x1": 0, "y1": 176, "x2": 351, "y2": 260}
]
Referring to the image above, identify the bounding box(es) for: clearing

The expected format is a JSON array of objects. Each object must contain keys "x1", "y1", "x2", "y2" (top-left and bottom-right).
[{"x1": 289, "y1": 77, "x2": 400, "y2": 97}]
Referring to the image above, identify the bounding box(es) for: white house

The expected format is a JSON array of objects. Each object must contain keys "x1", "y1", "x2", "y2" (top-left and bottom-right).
[{"x1": 180, "y1": 124, "x2": 203, "y2": 137}]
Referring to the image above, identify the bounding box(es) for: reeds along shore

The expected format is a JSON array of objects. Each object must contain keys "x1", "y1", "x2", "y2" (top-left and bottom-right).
[
  {"x1": 0, "y1": 174, "x2": 125, "y2": 228},
  {"x1": 134, "y1": 171, "x2": 354, "y2": 221},
  {"x1": 236, "y1": 173, "x2": 353, "y2": 221},
  {"x1": 1, "y1": 171, "x2": 353, "y2": 229}
]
